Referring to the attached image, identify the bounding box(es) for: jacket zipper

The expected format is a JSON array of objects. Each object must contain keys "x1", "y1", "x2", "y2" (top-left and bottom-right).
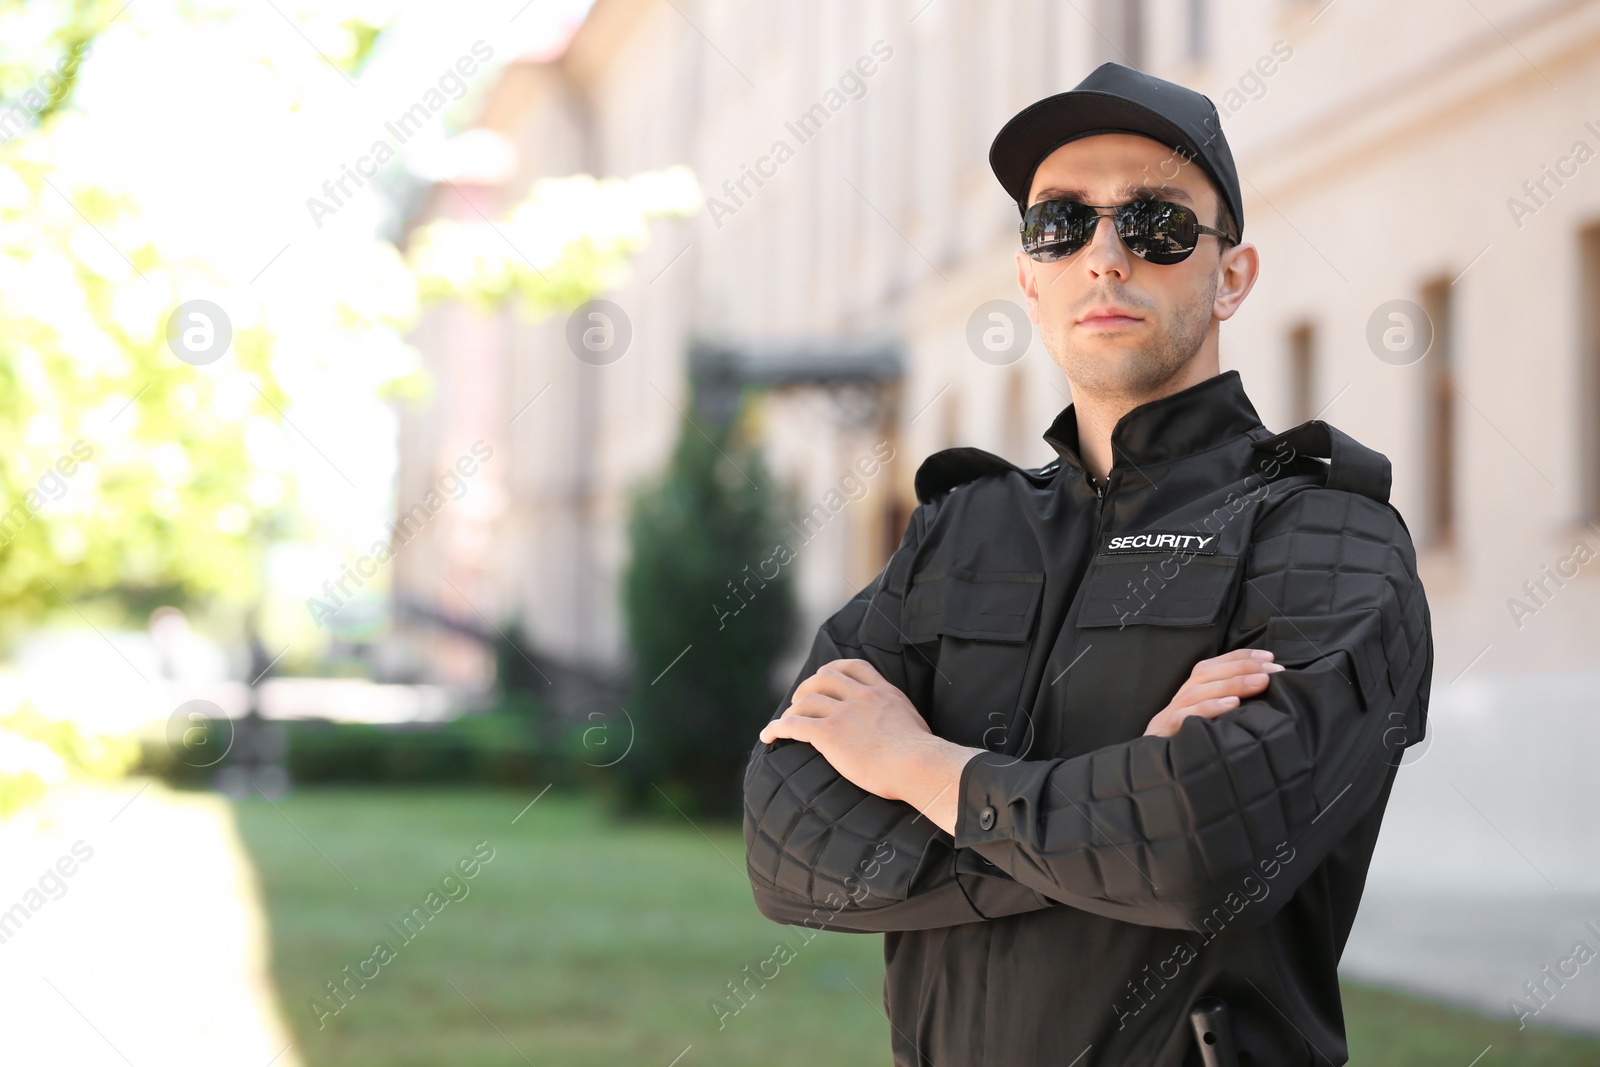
[
  {"x1": 1055, "y1": 468, "x2": 1116, "y2": 722},
  {"x1": 1088, "y1": 467, "x2": 1119, "y2": 549}
]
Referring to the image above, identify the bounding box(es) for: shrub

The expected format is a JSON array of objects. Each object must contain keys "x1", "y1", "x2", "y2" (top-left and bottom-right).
[{"x1": 614, "y1": 389, "x2": 798, "y2": 820}]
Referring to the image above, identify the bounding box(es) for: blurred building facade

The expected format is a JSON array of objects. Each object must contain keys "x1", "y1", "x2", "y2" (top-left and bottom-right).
[{"x1": 393, "y1": 0, "x2": 1600, "y2": 689}]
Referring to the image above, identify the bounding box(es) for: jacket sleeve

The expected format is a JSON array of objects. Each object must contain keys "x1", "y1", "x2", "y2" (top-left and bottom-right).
[
  {"x1": 742, "y1": 499, "x2": 1063, "y2": 933},
  {"x1": 950, "y1": 488, "x2": 1434, "y2": 931}
]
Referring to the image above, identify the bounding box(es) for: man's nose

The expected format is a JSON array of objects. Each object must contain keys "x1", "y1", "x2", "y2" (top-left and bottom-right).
[{"x1": 1081, "y1": 209, "x2": 1132, "y2": 276}]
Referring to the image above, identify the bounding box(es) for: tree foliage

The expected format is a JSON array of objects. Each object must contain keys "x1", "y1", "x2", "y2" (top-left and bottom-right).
[
  {"x1": 614, "y1": 390, "x2": 799, "y2": 819},
  {"x1": 0, "y1": 0, "x2": 409, "y2": 642},
  {"x1": 0, "y1": 0, "x2": 704, "y2": 817}
]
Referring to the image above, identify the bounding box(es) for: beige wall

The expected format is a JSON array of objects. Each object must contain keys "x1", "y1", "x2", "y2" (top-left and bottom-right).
[{"x1": 397, "y1": 0, "x2": 1600, "y2": 682}]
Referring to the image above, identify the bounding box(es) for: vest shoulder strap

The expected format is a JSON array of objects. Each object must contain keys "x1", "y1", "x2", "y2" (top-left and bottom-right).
[
  {"x1": 913, "y1": 446, "x2": 1057, "y2": 505},
  {"x1": 1252, "y1": 420, "x2": 1392, "y2": 503}
]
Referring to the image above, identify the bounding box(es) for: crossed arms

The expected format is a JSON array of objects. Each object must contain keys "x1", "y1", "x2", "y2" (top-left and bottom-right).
[{"x1": 741, "y1": 487, "x2": 1432, "y2": 934}]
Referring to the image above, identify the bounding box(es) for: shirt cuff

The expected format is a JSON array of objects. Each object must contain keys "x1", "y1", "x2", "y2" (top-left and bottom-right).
[{"x1": 953, "y1": 750, "x2": 1033, "y2": 848}]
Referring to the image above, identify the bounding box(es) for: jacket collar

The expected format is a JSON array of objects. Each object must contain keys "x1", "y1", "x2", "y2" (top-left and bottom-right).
[{"x1": 1042, "y1": 369, "x2": 1265, "y2": 474}]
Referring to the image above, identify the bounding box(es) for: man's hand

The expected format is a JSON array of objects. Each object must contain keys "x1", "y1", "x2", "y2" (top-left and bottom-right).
[
  {"x1": 1143, "y1": 648, "x2": 1284, "y2": 738},
  {"x1": 759, "y1": 658, "x2": 981, "y2": 829}
]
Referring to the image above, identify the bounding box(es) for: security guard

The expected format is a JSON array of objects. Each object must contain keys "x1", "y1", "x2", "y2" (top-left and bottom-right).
[{"x1": 743, "y1": 62, "x2": 1433, "y2": 1066}]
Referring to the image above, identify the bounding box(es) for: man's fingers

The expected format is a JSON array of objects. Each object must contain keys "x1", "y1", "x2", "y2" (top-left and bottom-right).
[
  {"x1": 1188, "y1": 653, "x2": 1276, "y2": 686},
  {"x1": 1184, "y1": 659, "x2": 1280, "y2": 694},
  {"x1": 1187, "y1": 649, "x2": 1258, "y2": 674},
  {"x1": 759, "y1": 710, "x2": 825, "y2": 745},
  {"x1": 792, "y1": 668, "x2": 855, "y2": 702},
  {"x1": 776, "y1": 694, "x2": 833, "y2": 719},
  {"x1": 1147, "y1": 652, "x2": 1281, "y2": 738},
  {"x1": 1180, "y1": 670, "x2": 1279, "y2": 706},
  {"x1": 1152, "y1": 696, "x2": 1245, "y2": 736},
  {"x1": 821, "y1": 658, "x2": 884, "y2": 686},
  {"x1": 794, "y1": 657, "x2": 887, "y2": 701}
]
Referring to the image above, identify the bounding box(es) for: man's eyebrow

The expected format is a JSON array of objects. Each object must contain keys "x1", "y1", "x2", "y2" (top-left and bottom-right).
[{"x1": 1030, "y1": 182, "x2": 1195, "y2": 207}]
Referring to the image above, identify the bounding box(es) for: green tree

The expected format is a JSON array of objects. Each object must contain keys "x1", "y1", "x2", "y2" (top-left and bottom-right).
[
  {"x1": 0, "y1": 0, "x2": 701, "y2": 815},
  {"x1": 0, "y1": 0, "x2": 407, "y2": 641},
  {"x1": 615, "y1": 388, "x2": 799, "y2": 820},
  {"x1": 0, "y1": 3, "x2": 695, "y2": 640}
]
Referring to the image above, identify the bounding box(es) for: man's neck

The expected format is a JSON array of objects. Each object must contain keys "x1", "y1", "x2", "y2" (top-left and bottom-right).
[{"x1": 1068, "y1": 355, "x2": 1221, "y2": 482}]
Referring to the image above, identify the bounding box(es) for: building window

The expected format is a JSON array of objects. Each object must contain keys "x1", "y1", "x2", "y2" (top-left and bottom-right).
[
  {"x1": 883, "y1": 475, "x2": 912, "y2": 568},
  {"x1": 1095, "y1": 0, "x2": 1145, "y2": 69},
  {"x1": 1004, "y1": 363, "x2": 1030, "y2": 461},
  {"x1": 1420, "y1": 277, "x2": 1456, "y2": 549},
  {"x1": 1188, "y1": 0, "x2": 1207, "y2": 63},
  {"x1": 1580, "y1": 222, "x2": 1600, "y2": 519},
  {"x1": 941, "y1": 386, "x2": 961, "y2": 451},
  {"x1": 1125, "y1": 0, "x2": 1145, "y2": 69},
  {"x1": 1288, "y1": 321, "x2": 1315, "y2": 425}
]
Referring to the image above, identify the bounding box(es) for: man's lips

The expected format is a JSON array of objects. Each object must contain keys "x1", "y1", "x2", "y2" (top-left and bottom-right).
[
  {"x1": 1076, "y1": 304, "x2": 1144, "y2": 330},
  {"x1": 1077, "y1": 313, "x2": 1143, "y2": 329}
]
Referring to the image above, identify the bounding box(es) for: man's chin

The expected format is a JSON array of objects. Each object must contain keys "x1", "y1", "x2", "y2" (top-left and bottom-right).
[{"x1": 1057, "y1": 349, "x2": 1189, "y2": 398}]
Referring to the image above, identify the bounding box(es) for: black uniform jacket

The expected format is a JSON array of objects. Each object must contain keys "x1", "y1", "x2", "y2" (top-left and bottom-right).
[{"x1": 742, "y1": 370, "x2": 1434, "y2": 1067}]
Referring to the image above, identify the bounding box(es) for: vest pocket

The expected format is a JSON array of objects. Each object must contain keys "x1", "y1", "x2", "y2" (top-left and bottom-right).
[
  {"x1": 1261, "y1": 606, "x2": 1392, "y2": 713},
  {"x1": 901, "y1": 568, "x2": 1044, "y2": 749},
  {"x1": 902, "y1": 567, "x2": 1045, "y2": 643},
  {"x1": 1075, "y1": 552, "x2": 1242, "y2": 628}
]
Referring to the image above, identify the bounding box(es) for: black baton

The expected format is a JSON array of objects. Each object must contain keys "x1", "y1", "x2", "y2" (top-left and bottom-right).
[{"x1": 1189, "y1": 997, "x2": 1240, "y2": 1067}]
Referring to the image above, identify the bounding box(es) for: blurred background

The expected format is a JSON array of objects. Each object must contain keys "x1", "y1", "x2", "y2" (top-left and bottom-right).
[{"x1": 1, "y1": 0, "x2": 1598, "y2": 1063}]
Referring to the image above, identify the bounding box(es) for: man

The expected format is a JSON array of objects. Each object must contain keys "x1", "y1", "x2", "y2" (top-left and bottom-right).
[{"x1": 742, "y1": 62, "x2": 1433, "y2": 1066}]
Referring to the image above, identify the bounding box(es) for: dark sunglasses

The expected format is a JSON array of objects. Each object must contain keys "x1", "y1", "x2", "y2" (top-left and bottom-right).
[{"x1": 1020, "y1": 197, "x2": 1236, "y2": 265}]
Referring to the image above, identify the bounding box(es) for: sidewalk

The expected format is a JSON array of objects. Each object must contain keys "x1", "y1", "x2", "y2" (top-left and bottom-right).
[
  {"x1": 1340, "y1": 671, "x2": 1600, "y2": 1036},
  {"x1": 0, "y1": 780, "x2": 303, "y2": 1066}
]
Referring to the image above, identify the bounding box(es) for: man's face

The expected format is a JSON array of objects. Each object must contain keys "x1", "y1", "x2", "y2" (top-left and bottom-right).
[{"x1": 1014, "y1": 132, "x2": 1242, "y2": 400}]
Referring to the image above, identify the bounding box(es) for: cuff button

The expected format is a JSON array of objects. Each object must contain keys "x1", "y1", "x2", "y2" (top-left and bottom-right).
[{"x1": 978, "y1": 806, "x2": 997, "y2": 831}]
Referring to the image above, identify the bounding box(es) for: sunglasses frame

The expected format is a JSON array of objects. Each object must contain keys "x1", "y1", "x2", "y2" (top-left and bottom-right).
[{"x1": 1019, "y1": 197, "x2": 1236, "y2": 265}]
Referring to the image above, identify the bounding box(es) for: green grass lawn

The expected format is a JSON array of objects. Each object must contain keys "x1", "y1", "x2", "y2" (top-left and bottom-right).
[{"x1": 231, "y1": 788, "x2": 1600, "y2": 1067}]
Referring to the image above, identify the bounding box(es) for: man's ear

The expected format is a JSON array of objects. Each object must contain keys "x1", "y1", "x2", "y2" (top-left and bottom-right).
[{"x1": 1212, "y1": 241, "x2": 1259, "y2": 324}]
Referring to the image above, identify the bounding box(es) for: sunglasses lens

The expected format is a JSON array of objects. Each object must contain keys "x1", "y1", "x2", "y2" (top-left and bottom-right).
[
  {"x1": 1020, "y1": 200, "x2": 1096, "y2": 262},
  {"x1": 1021, "y1": 199, "x2": 1205, "y2": 264},
  {"x1": 1118, "y1": 200, "x2": 1200, "y2": 264}
]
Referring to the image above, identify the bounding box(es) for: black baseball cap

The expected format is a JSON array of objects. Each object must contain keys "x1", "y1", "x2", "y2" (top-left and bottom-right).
[{"x1": 989, "y1": 61, "x2": 1244, "y2": 241}]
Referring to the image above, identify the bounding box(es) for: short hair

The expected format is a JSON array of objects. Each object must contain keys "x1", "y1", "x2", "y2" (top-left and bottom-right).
[{"x1": 1204, "y1": 175, "x2": 1238, "y2": 244}]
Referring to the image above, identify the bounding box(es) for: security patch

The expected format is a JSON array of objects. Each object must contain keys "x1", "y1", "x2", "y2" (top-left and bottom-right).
[{"x1": 1101, "y1": 530, "x2": 1219, "y2": 555}]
